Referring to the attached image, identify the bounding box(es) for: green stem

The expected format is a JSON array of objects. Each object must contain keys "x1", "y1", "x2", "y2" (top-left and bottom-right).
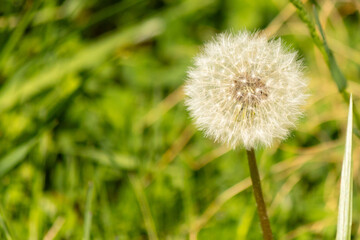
[{"x1": 246, "y1": 149, "x2": 273, "y2": 240}]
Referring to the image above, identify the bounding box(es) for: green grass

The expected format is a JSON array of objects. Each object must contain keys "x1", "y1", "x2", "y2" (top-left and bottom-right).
[{"x1": 0, "y1": 0, "x2": 359, "y2": 239}]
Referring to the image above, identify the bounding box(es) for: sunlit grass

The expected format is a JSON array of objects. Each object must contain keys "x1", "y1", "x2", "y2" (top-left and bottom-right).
[
  {"x1": 336, "y1": 95, "x2": 353, "y2": 240},
  {"x1": 0, "y1": 0, "x2": 359, "y2": 239}
]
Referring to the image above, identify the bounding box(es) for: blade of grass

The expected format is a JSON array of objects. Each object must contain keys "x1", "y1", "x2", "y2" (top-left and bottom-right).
[
  {"x1": 129, "y1": 174, "x2": 158, "y2": 240},
  {"x1": 189, "y1": 140, "x2": 341, "y2": 234},
  {"x1": 342, "y1": 92, "x2": 360, "y2": 139},
  {"x1": 43, "y1": 217, "x2": 65, "y2": 240},
  {"x1": 0, "y1": 1, "x2": 40, "y2": 68},
  {"x1": 288, "y1": 0, "x2": 325, "y2": 55},
  {"x1": 289, "y1": 0, "x2": 347, "y2": 92},
  {"x1": 0, "y1": 80, "x2": 80, "y2": 178},
  {"x1": 236, "y1": 204, "x2": 255, "y2": 239},
  {"x1": 83, "y1": 182, "x2": 94, "y2": 240},
  {"x1": 0, "y1": 78, "x2": 75, "y2": 177},
  {"x1": 76, "y1": 147, "x2": 137, "y2": 170},
  {"x1": 289, "y1": 0, "x2": 360, "y2": 138},
  {"x1": 82, "y1": 0, "x2": 143, "y2": 29},
  {"x1": 312, "y1": 5, "x2": 347, "y2": 92},
  {"x1": 0, "y1": 0, "x2": 215, "y2": 114},
  {"x1": 0, "y1": 138, "x2": 37, "y2": 178},
  {"x1": 336, "y1": 94, "x2": 353, "y2": 240},
  {"x1": 0, "y1": 207, "x2": 13, "y2": 240}
]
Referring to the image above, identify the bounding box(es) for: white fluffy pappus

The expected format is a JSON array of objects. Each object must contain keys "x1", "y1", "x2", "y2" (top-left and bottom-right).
[{"x1": 185, "y1": 31, "x2": 308, "y2": 149}]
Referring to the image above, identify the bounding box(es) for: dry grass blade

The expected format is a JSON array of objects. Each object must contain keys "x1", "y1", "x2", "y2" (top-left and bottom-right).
[
  {"x1": 263, "y1": 0, "x2": 309, "y2": 37},
  {"x1": 137, "y1": 86, "x2": 185, "y2": 130},
  {"x1": 157, "y1": 125, "x2": 194, "y2": 170},
  {"x1": 285, "y1": 219, "x2": 334, "y2": 240},
  {"x1": 190, "y1": 177, "x2": 252, "y2": 234},
  {"x1": 43, "y1": 217, "x2": 65, "y2": 240},
  {"x1": 188, "y1": 145, "x2": 230, "y2": 170},
  {"x1": 190, "y1": 139, "x2": 342, "y2": 235}
]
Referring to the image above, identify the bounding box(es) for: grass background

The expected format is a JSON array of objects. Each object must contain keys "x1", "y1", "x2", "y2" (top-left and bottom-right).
[{"x1": 0, "y1": 0, "x2": 360, "y2": 239}]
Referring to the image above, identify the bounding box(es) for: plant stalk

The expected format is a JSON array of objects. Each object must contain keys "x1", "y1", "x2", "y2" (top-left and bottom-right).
[{"x1": 246, "y1": 148, "x2": 273, "y2": 240}]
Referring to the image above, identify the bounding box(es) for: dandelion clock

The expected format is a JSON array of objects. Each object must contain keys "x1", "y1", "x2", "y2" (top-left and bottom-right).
[{"x1": 184, "y1": 31, "x2": 308, "y2": 240}]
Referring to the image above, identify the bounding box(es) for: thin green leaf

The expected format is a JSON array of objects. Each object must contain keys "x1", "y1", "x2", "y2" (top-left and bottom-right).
[
  {"x1": 0, "y1": 2, "x2": 40, "y2": 68},
  {"x1": 289, "y1": 0, "x2": 347, "y2": 92},
  {"x1": 0, "y1": 138, "x2": 37, "y2": 178},
  {"x1": 312, "y1": 5, "x2": 347, "y2": 92},
  {"x1": 290, "y1": 1, "x2": 359, "y2": 138},
  {"x1": 353, "y1": 127, "x2": 360, "y2": 139},
  {"x1": 76, "y1": 147, "x2": 137, "y2": 170},
  {"x1": 129, "y1": 174, "x2": 158, "y2": 240},
  {"x1": 0, "y1": 208, "x2": 13, "y2": 240},
  {"x1": 83, "y1": 182, "x2": 94, "y2": 240},
  {"x1": 336, "y1": 94, "x2": 353, "y2": 240},
  {"x1": 342, "y1": 92, "x2": 360, "y2": 136}
]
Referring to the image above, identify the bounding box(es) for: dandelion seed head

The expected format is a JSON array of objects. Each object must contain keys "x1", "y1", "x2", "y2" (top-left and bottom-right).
[{"x1": 185, "y1": 31, "x2": 308, "y2": 149}]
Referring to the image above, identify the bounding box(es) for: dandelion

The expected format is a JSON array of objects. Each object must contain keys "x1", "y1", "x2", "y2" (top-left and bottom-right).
[
  {"x1": 185, "y1": 31, "x2": 308, "y2": 150},
  {"x1": 184, "y1": 31, "x2": 308, "y2": 240}
]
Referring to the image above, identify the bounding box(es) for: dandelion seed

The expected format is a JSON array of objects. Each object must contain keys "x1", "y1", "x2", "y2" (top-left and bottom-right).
[{"x1": 185, "y1": 31, "x2": 308, "y2": 149}]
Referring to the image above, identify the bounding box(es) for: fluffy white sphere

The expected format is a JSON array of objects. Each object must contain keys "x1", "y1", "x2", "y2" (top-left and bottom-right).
[{"x1": 185, "y1": 31, "x2": 308, "y2": 149}]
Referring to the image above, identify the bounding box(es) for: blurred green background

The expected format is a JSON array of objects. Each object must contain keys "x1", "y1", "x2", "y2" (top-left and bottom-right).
[{"x1": 0, "y1": 0, "x2": 359, "y2": 239}]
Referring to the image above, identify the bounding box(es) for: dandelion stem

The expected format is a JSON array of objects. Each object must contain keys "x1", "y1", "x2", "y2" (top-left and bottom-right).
[{"x1": 246, "y1": 149, "x2": 273, "y2": 240}]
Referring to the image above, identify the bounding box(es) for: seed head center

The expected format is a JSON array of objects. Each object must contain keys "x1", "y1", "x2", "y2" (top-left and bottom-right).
[{"x1": 231, "y1": 74, "x2": 268, "y2": 106}]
